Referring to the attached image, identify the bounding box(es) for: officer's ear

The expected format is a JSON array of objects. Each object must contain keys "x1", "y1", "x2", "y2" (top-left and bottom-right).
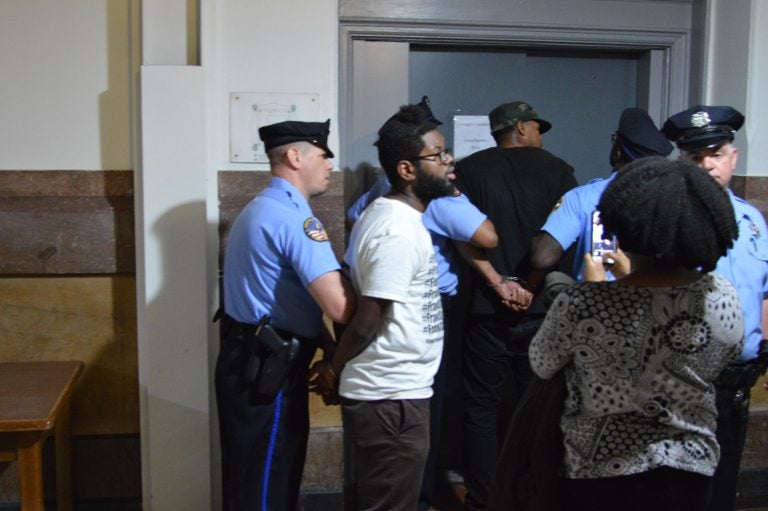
[
  {"x1": 284, "y1": 145, "x2": 303, "y2": 169},
  {"x1": 729, "y1": 146, "x2": 739, "y2": 169}
]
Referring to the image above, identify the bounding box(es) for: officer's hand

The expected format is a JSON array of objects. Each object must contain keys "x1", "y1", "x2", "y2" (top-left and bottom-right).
[{"x1": 308, "y1": 359, "x2": 339, "y2": 404}]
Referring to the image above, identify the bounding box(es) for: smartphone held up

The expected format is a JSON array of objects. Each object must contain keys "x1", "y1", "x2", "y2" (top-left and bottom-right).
[{"x1": 591, "y1": 211, "x2": 618, "y2": 266}]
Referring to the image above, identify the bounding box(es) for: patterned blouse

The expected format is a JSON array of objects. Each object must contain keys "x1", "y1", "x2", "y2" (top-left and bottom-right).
[{"x1": 529, "y1": 273, "x2": 743, "y2": 479}]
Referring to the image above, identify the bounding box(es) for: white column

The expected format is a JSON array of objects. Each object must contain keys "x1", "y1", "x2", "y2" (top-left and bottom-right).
[
  {"x1": 704, "y1": 0, "x2": 768, "y2": 176},
  {"x1": 744, "y1": 0, "x2": 768, "y2": 176},
  {"x1": 136, "y1": 64, "x2": 211, "y2": 511},
  {"x1": 135, "y1": 0, "x2": 212, "y2": 509}
]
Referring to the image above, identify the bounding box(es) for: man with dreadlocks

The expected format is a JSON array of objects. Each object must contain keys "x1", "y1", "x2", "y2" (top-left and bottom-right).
[
  {"x1": 663, "y1": 105, "x2": 768, "y2": 511},
  {"x1": 527, "y1": 156, "x2": 743, "y2": 511},
  {"x1": 528, "y1": 108, "x2": 673, "y2": 287}
]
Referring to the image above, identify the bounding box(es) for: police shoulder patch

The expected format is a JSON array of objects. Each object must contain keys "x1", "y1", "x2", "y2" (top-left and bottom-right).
[{"x1": 304, "y1": 217, "x2": 329, "y2": 242}]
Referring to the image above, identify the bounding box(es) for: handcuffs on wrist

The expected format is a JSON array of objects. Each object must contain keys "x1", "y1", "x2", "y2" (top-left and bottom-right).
[{"x1": 488, "y1": 275, "x2": 527, "y2": 288}]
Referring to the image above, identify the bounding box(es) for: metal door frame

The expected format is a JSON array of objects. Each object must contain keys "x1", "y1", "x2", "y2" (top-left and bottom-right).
[{"x1": 339, "y1": 20, "x2": 689, "y2": 169}]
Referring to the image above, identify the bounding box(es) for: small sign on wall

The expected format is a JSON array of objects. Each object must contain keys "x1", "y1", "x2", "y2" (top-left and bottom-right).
[
  {"x1": 230, "y1": 92, "x2": 320, "y2": 163},
  {"x1": 453, "y1": 115, "x2": 495, "y2": 161}
]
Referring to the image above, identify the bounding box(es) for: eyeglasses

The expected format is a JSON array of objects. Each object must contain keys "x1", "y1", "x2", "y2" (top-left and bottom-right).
[{"x1": 411, "y1": 148, "x2": 452, "y2": 164}]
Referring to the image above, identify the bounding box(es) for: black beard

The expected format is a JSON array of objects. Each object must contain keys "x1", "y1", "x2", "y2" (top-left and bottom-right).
[{"x1": 412, "y1": 163, "x2": 455, "y2": 204}]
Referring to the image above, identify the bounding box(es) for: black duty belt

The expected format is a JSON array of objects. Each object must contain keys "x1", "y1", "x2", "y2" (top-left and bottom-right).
[
  {"x1": 714, "y1": 339, "x2": 768, "y2": 390},
  {"x1": 219, "y1": 313, "x2": 304, "y2": 398}
]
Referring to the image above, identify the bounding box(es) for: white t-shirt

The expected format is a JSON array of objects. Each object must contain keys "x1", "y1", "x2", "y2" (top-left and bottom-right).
[{"x1": 340, "y1": 197, "x2": 444, "y2": 401}]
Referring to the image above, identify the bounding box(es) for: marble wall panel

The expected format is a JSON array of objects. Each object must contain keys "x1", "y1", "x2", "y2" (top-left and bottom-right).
[
  {"x1": 218, "y1": 171, "x2": 346, "y2": 266},
  {"x1": 0, "y1": 171, "x2": 134, "y2": 275}
]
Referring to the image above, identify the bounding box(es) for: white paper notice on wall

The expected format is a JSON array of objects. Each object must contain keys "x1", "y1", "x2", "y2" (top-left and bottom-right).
[
  {"x1": 230, "y1": 92, "x2": 320, "y2": 163},
  {"x1": 453, "y1": 115, "x2": 494, "y2": 161}
]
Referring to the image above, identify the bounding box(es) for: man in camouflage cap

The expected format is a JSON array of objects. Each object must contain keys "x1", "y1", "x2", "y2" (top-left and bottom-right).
[
  {"x1": 453, "y1": 100, "x2": 576, "y2": 510},
  {"x1": 664, "y1": 105, "x2": 768, "y2": 511}
]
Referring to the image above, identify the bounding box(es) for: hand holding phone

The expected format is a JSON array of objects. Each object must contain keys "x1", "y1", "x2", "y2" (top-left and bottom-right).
[{"x1": 591, "y1": 211, "x2": 617, "y2": 265}]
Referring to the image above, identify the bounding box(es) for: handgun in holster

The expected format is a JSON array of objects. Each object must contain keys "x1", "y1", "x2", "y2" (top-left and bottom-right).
[{"x1": 245, "y1": 317, "x2": 300, "y2": 398}]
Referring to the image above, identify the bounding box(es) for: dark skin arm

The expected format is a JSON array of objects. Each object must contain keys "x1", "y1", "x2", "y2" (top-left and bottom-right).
[
  {"x1": 458, "y1": 217, "x2": 532, "y2": 310},
  {"x1": 527, "y1": 231, "x2": 565, "y2": 293},
  {"x1": 455, "y1": 242, "x2": 532, "y2": 311},
  {"x1": 469, "y1": 218, "x2": 498, "y2": 249},
  {"x1": 308, "y1": 295, "x2": 389, "y2": 399}
]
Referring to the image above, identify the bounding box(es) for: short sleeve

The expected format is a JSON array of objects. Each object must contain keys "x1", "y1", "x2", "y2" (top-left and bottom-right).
[
  {"x1": 282, "y1": 215, "x2": 341, "y2": 287},
  {"x1": 540, "y1": 189, "x2": 585, "y2": 252},
  {"x1": 423, "y1": 193, "x2": 487, "y2": 242}
]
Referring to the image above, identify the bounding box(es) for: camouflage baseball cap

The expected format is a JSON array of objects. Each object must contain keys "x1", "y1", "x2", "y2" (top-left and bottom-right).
[{"x1": 488, "y1": 101, "x2": 552, "y2": 134}]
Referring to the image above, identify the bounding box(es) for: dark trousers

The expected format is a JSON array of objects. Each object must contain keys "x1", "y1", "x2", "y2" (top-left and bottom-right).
[
  {"x1": 215, "y1": 334, "x2": 316, "y2": 511},
  {"x1": 418, "y1": 294, "x2": 453, "y2": 511},
  {"x1": 462, "y1": 316, "x2": 541, "y2": 511},
  {"x1": 342, "y1": 398, "x2": 431, "y2": 511},
  {"x1": 562, "y1": 467, "x2": 713, "y2": 511},
  {"x1": 708, "y1": 379, "x2": 753, "y2": 510}
]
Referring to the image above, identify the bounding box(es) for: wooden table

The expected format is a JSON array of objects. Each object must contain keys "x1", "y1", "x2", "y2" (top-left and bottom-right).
[{"x1": 0, "y1": 361, "x2": 84, "y2": 511}]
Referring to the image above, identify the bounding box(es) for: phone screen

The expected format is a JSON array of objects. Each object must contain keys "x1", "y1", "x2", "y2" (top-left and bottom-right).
[{"x1": 591, "y1": 211, "x2": 617, "y2": 263}]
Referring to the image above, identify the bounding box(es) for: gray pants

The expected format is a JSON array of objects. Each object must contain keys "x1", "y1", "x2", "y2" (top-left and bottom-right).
[{"x1": 342, "y1": 398, "x2": 430, "y2": 511}]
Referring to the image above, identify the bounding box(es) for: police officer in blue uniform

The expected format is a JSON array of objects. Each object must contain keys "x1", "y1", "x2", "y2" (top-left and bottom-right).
[
  {"x1": 215, "y1": 119, "x2": 355, "y2": 511},
  {"x1": 663, "y1": 105, "x2": 768, "y2": 511},
  {"x1": 529, "y1": 108, "x2": 673, "y2": 285}
]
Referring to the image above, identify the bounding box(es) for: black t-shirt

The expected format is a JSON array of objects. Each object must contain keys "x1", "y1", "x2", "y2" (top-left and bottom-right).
[{"x1": 454, "y1": 146, "x2": 577, "y2": 317}]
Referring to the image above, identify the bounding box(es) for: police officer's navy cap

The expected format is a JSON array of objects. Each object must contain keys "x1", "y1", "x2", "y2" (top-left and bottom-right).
[
  {"x1": 489, "y1": 101, "x2": 552, "y2": 134},
  {"x1": 417, "y1": 95, "x2": 443, "y2": 126},
  {"x1": 615, "y1": 108, "x2": 673, "y2": 158},
  {"x1": 662, "y1": 105, "x2": 744, "y2": 152},
  {"x1": 259, "y1": 119, "x2": 334, "y2": 158}
]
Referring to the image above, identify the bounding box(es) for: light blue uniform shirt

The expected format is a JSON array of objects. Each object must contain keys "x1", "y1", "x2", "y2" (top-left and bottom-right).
[
  {"x1": 347, "y1": 175, "x2": 392, "y2": 224},
  {"x1": 223, "y1": 177, "x2": 340, "y2": 338},
  {"x1": 347, "y1": 175, "x2": 487, "y2": 296},
  {"x1": 714, "y1": 191, "x2": 768, "y2": 362},
  {"x1": 540, "y1": 173, "x2": 617, "y2": 281}
]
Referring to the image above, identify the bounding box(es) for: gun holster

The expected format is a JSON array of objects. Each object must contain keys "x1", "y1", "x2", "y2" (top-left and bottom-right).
[
  {"x1": 256, "y1": 325, "x2": 299, "y2": 397},
  {"x1": 246, "y1": 318, "x2": 300, "y2": 398}
]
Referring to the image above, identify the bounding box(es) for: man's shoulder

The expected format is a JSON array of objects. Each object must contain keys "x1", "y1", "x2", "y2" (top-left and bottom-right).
[
  {"x1": 456, "y1": 146, "x2": 573, "y2": 173},
  {"x1": 565, "y1": 175, "x2": 612, "y2": 197},
  {"x1": 356, "y1": 198, "x2": 423, "y2": 234},
  {"x1": 730, "y1": 191, "x2": 765, "y2": 218},
  {"x1": 455, "y1": 147, "x2": 503, "y2": 169},
  {"x1": 508, "y1": 147, "x2": 574, "y2": 172}
]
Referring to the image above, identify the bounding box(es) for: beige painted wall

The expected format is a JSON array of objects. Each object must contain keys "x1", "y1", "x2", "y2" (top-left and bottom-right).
[{"x1": 0, "y1": 1, "x2": 133, "y2": 171}]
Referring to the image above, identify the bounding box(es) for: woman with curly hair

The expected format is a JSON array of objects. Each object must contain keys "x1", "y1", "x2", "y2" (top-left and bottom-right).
[{"x1": 528, "y1": 156, "x2": 744, "y2": 511}]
